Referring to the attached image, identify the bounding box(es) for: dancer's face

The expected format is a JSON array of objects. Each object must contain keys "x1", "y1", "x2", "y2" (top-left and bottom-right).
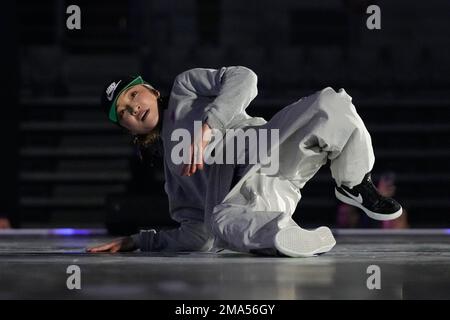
[{"x1": 115, "y1": 84, "x2": 160, "y2": 135}]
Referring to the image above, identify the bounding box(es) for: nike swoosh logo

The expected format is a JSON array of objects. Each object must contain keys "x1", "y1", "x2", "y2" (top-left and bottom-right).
[
  {"x1": 106, "y1": 80, "x2": 121, "y2": 101},
  {"x1": 342, "y1": 188, "x2": 363, "y2": 204}
]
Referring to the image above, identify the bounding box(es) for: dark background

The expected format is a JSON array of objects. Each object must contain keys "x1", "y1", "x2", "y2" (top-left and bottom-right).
[{"x1": 1, "y1": 0, "x2": 449, "y2": 231}]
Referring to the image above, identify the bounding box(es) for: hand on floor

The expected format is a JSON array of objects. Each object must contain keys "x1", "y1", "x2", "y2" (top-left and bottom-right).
[{"x1": 86, "y1": 236, "x2": 137, "y2": 253}]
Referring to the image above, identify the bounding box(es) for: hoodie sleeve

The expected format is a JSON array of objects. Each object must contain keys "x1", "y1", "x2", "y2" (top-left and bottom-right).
[
  {"x1": 171, "y1": 66, "x2": 258, "y2": 133},
  {"x1": 131, "y1": 220, "x2": 214, "y2": 252}
]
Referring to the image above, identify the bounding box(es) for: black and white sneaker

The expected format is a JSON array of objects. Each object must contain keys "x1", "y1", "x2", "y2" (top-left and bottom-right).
[{"x1": 335, "y1": 173, "x2": 403, "y2": 221}]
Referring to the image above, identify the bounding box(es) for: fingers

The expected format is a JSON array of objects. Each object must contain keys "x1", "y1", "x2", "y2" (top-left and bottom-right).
[
  {"x1": 86, "y1": 245, "x2": 110, "y2": 253},
  {"x1": 182, "y1": 144, "x2": 194, "y2": 176},
  {"x1": 86, "y1": 237, "x2": 137, "y2": 253},
  {"x1": 86, "y1": 242, "x2": 116, "y2": 253},
  {"x1": 182, "y1": 142, "x2": 203, "y2": 176},
  {"x1": 192, "y1": 125, "x2": 209, "y2": 173},
  {"x1": 198, "y1": 124, "x2": 211, "y2": 171},
  {"x1": 181, "y1": 145, "x2": 192, "y2": 176},
  {"x1": 192, "y1": 139, "x2": 204, "y2": 174},
  {"x1": 110, "y1": 244, "x2": 121, "y2": 253},
  {"x1": 190, "y1": 143, "x2": 198, "y2": 175},
  {"x1": 198, "y1": 136, "x2": 210, "y2": 171},
  {"x1": 181, "y1": 124, "x2": 211, "y2": 176}
]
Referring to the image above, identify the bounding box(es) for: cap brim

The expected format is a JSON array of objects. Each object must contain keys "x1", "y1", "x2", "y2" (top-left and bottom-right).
[{"x1": 108, "y1": 76, "x2": 144, "y2": 123}]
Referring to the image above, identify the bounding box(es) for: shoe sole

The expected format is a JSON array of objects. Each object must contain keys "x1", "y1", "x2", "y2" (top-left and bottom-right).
[
  {"x1": 335, "y1": 188, "x2": 403, "y2": 221},
  {"x1": 274, "y1": 226, "x2": 336, "y2": 257}
]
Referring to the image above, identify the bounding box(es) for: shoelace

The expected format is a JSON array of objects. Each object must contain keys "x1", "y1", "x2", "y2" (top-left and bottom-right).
[{"x1": 356, "y1": 174, "x2": 385, "y2": 206}]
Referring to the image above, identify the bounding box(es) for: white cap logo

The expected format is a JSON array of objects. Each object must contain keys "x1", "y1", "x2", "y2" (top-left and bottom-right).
[{"x1": 106, "y1": 80, "x2": 121, "y2": 101}]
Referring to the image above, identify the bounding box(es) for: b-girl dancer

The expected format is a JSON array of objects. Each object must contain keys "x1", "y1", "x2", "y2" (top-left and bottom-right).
[{"x1": 87, "y1": 66, "x2": 402, "y2": 257}]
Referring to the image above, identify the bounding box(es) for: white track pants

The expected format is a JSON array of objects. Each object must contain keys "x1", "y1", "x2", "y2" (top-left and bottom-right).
[{"x1": 209, "y1": 87, "x2": 375, "y2": 253}]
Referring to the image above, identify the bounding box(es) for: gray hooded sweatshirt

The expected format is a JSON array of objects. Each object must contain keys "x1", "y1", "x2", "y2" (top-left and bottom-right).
[
  {"x1": 131, "y1": 67, "x2": 376, "y2": 253},
  {"x1": 132, "y1": 66, "x2": 267, "y2": 251}
]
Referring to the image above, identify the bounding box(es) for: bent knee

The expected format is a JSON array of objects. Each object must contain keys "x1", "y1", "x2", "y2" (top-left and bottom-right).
[
  {"x1": 317, "y1": 86, "x2": 351, "y2": 101},
  {"x1": 315, "y1": 86, "x2": 353, "y2": 112}
]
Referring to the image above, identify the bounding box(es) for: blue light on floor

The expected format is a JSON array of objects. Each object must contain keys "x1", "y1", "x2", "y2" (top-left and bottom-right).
[{"x1": 52, "y1": 229, "x2": 93, "y2": 236}]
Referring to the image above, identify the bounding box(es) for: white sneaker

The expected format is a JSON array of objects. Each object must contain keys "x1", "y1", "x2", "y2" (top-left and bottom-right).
[{"x1": 274, "y1": 226, "x2": 336, "y2": 257}]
